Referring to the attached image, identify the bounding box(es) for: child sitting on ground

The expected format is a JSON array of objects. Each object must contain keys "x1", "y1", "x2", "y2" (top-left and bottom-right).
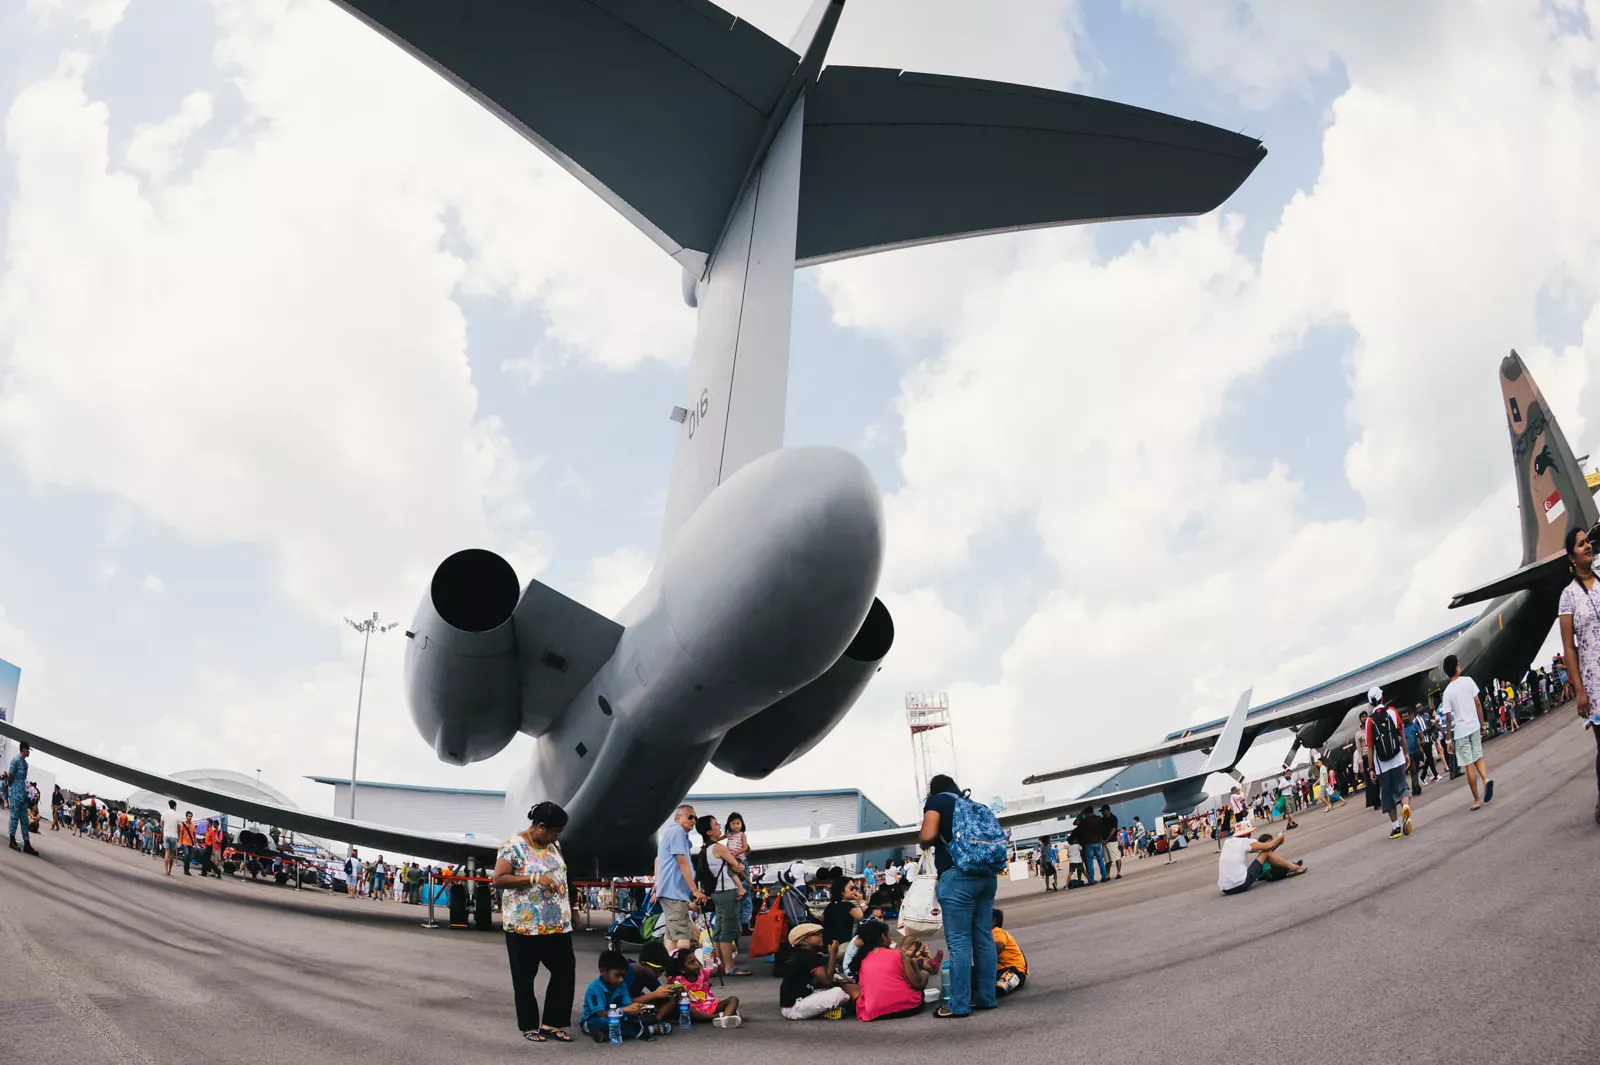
[
  {"x1": 626, "y1": 941, "x2": 680, "y2": 1018},
  {"x1": 668, "y1": 948, "x2": 741, "y2": 1028},
  {"x1": 580, "y1": 950, "x2": 671, "y2": 1041},
  {"x1": 991, "y1": 909, "x2": 1028, "y2": 996},
  {"x1": 779, "y1": 923, "x2": 859, "y2": 1020}
]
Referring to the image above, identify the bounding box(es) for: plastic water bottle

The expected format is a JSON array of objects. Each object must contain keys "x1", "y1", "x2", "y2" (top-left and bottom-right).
[
  {"x1": 679, "y1": 992, "x2": 691, "y2": 1030},
  {"x1": 940, "y1": 958, "x2": 951, "y2": 1003},
  {"x1": 608, "y1": 1003, "x2": 622, "y2": 1045}
]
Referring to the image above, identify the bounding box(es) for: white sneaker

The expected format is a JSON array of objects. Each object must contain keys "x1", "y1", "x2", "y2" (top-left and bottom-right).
[{"x1": 712, "y1": 1015, "x2": 742, "y2": 1029}]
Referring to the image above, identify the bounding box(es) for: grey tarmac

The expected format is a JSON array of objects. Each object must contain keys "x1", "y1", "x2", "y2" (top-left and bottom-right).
[{"x1": 2, "y1": 704, "x2": 1597, "y2": 1065}]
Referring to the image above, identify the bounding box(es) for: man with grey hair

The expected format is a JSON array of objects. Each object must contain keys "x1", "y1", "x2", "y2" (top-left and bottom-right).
[{"x1": 649, "y1": 804, "x2": 705, "y2": 953}]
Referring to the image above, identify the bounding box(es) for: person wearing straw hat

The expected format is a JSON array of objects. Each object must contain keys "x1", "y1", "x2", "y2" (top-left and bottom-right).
[{"x1": 1217, "y1": 819, "x2": 1306, "y2": 896}]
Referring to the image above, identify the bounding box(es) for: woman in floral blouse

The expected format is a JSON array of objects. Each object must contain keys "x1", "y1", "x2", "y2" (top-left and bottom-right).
[{"x1": 492, "y1": 801, "x2": 575, "y2": 1042}]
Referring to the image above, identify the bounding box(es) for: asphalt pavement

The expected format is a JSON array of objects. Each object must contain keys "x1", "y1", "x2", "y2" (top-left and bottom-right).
[{"x1": 2, "y1": 703, "x2": 1596, "y2": 1064}]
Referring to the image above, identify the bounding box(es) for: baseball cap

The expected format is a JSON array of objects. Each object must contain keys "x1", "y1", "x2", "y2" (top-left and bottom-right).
[
  {"x1": 788, "y1": 922, "x2": 823, "y2": 947},
  {"x1": 1233, "y1": 819, "x2": 1255, "y2": 837}
]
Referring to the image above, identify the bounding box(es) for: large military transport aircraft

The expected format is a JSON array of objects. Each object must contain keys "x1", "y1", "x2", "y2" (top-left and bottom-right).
[
  {"x1": 1019, "y1": 352, "x2": 1596, "y2": 816},
  {"x1": 0, "y1": 0, "x2": 1264, "y2": 873}
]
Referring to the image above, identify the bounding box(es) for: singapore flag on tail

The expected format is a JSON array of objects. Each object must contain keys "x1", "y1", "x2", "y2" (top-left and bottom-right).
[{"x1": 1544, "y1": 488, "x2": 1565, "y2": 523}]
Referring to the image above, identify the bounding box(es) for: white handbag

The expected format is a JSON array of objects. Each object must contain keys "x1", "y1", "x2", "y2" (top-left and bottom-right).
[{"x1": 897, "y1": 849, "x2": 943, "y2": 937}]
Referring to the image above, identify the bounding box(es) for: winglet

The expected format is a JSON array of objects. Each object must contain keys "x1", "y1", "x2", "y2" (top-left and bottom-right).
[{"x1": 1200, "y1": 688, "x2": 1252, "y2": 776}]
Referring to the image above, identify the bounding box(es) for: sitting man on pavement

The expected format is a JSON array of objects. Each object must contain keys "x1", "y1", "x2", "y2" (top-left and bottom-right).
[
  {"x1": 1217, "y1": 819, "x2": 1307, "y2": 895},
  {"x1": 779, "y1": 923, "x2": 859, "y2": 1020}
]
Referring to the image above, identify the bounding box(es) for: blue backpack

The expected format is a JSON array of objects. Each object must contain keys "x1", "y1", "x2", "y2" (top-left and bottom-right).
[{"x1": 948, "y1": 794, "x2": 1008, "y2": 875}]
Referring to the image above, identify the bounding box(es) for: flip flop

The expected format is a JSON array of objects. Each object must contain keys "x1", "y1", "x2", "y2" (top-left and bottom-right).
[
  {"x1": 728, "y1": 969, "x2": 754, "y2": 977},
  {"x1": 540, "y1": 1028, "x2": 573, "y2": 1042},
  {"x1": 1484, "y1": 780, "x2": 1495, "y2": 803},
  {"x1": 1469, "y1": 804, "x2": 1481, "y2": 812}
]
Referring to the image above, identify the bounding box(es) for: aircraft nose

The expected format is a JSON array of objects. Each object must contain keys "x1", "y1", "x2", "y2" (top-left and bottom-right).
[{"x1": 662, "y1": 446, "x2": 884, "y2": 693}]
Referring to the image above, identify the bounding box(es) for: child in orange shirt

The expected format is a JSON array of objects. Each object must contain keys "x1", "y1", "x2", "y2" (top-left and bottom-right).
[{"x1": 991, "y1": 909, "x2": 1028, "y2": 996}]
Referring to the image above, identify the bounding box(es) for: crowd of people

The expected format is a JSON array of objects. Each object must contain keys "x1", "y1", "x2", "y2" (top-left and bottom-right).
[{"x1": 485, "y1": 774, "x2": 1033, "y2": 1042}]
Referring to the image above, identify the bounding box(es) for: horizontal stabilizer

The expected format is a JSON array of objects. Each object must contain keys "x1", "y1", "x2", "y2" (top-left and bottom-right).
[
  {"x1": 1448, "y1": 551, "x2": 1575, "y2": 610},
  {"x1": 330, "y1": 0, "x2": 799, "y2": 271},
  {"x1": 747, "y1": 757, "x2": 1216, "y2": 865},
  {"x1": 795, "y1": 66, "x2": 1266, "y2": 265},
  {"x1": 0, "y1": 720, "x2": 497, "y2": 866}
]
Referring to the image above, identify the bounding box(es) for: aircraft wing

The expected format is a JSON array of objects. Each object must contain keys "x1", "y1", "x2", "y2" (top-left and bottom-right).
[
  {"x1": 746, "y1": 766, "x2": 1205, "y2": 865},
  {"x1": 746, "y1": 683, "x2": 1255, "y2": 865},
  {"x1": 1022, "y1": 622, "x2": 1471, "y2": 785},
  {"x1": 0, "y1": 720, "x2": 499, "y2": 867}
]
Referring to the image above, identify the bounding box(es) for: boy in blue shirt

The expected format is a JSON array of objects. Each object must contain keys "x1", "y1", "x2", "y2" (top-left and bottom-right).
[{"x1": 582, "y1": 951, "x2": 670, "y2": 1041}]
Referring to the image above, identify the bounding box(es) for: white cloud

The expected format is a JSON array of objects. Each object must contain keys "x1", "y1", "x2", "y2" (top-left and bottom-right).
[
  {"x1": 124, "y1": 91, "x2": 212, "y2": 181},
  {"x1": 793, "y1": 0, "x2": 1600, "y2": 803},
  {"x1": 141, "y1": 573, "x2": 163, "y2": 592},
  {"x1": 26, "y1": 0, "x2": 130, "y2": 35}
]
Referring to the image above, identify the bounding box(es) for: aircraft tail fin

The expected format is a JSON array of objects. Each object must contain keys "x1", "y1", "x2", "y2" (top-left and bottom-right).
[{"x1": 1502, "y1": 350, "x2": 1596, "y2": 565}]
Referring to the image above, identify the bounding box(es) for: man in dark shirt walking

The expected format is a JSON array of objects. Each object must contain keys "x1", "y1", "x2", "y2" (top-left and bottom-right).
[{"x1": 1074, "y1": 808, "x2": 1106, "y2": 885}]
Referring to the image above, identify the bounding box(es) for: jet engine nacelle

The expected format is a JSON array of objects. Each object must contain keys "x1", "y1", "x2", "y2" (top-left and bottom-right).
[
  {"x1": 404, "y1": 548, "x2": 522, "y2": 766},
  {"x1": 710, "y1": 597, "x2": 894, "y2": 778}
]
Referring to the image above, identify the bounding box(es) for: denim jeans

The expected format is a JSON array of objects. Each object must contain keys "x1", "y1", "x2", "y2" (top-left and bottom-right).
[
  {"x1": 936, "y1": 868, "x2": 997, "y2": 1015},
  {"x1": 1083, "y1": 843, "x2": 1107, "y2": 884}
]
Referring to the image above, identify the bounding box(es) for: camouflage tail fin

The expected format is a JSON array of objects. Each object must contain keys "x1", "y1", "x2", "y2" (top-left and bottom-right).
[{"x1": 1501, "y1": 350, "x2": 1596, "y2": 564}]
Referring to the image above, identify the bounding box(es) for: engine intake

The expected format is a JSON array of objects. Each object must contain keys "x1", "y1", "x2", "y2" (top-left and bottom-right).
[
  {"x1": 711, "y1": 598, "x2": 894, "y2": 778},
  {"x1": 405, "y1": 549, "x2": 523, "y2": 766}
]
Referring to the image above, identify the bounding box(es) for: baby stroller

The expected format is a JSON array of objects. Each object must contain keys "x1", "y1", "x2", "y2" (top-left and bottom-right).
[{"x1": 607, "y1": 895, "x2": 664, "y2": 952}]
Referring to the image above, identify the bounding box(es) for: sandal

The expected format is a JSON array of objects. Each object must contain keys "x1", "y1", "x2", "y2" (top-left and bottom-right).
[
  {"x1": 521, "y1": 1031, "x2": 546, "y2": 1043},
  {"x1": 728, "y1": 968, "x2": 754, "y2": 977},
  {"x1": 933, "y1": 1006, "x2": 968, "y2": 1019},
  {"x1": 540, "y1": 1028, "x2": 573, "y2": 1043}
]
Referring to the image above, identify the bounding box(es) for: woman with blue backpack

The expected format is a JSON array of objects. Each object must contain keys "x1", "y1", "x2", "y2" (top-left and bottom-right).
[{"x1": 918, "y1": 774, "x2": 1005, "y2": 1019}]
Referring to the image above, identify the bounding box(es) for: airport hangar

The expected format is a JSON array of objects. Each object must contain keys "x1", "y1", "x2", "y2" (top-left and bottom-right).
[{"x1": 307, "y1": 777, "x2": 907, "y2": 872}]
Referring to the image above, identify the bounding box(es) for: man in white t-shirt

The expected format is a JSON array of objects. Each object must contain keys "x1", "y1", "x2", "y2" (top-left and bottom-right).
[
  {"x1": 1362, "y1": 686, "x2": 1413, "y2": 840},
  {"x1": 1217, "y1": 819, "x2": 1306, "y2": 895},
  {"x1": 1441, "y1": 654, "x2": 1495, "y2": 810},
  {"x1": 160, "y1": 799, "x2": 182, "y2": 876}
]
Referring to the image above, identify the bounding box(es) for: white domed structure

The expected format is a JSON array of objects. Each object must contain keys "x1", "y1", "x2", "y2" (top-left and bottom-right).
[{"x1": 127, "y1": 768, "x2": 297, "y2": 819}]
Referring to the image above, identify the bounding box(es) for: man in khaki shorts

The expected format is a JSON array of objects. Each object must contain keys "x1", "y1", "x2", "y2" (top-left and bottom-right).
[
  {"x1": 1098, "y1": 805, "x2": 1124, "y2": 881},
  {"x1": 650, "y1": 804, "x2": 707, "y2": 952}
]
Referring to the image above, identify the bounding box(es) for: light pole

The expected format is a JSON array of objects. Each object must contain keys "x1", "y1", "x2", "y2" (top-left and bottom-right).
[{"x1": 344, "y1": 611, "x2": 398, "y2": 820}]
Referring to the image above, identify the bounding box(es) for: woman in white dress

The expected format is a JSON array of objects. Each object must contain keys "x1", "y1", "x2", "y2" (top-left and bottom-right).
[{"x1": 1557, "y1": 526, "x2": 1600, "y2": 824}]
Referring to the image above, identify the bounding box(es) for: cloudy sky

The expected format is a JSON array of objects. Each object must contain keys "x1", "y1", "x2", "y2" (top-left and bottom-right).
[{"x1": 3, "y1": 0, "x2": 1597, "y2": 826}]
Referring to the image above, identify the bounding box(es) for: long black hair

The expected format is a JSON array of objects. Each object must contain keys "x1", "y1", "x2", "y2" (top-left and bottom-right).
[
  {"x1": 927, "y1": 774, "x2": 962, "y2": 799},
  {"x1": 725, "y1": 811, "x2": 745, "y2": 833},
  {"x1": 1567, "y1": 525, "x2": 1591, "y2": 576},
  {"x1": 694, "y1": 814, "x2": 719, "y2": 845}
]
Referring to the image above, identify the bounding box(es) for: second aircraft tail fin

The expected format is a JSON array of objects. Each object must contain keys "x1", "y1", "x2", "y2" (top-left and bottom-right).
[{"x1": 1502, "y1": 349, "x2": 1595, "y2": 565}]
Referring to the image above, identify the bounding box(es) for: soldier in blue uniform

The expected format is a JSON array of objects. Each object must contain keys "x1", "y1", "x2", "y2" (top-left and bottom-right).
[{"x1": 7, "y1": 741, "x2": 38, "y2": 855}]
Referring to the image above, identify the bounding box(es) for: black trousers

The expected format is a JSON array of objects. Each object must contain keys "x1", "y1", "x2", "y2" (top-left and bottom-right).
[{"x1": 505, "y1": 931, "x2": 575, "y2": 1032}]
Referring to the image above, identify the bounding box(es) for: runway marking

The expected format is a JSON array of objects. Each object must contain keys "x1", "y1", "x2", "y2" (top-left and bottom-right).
[{"x1": 0, "y1": 904, "x2": 158, "y2": 1065}]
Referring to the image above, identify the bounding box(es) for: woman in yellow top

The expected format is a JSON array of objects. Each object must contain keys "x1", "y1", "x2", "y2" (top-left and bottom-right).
[{"x1": 491, "y1": 801, "x2": 576, "y2": 1043}]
